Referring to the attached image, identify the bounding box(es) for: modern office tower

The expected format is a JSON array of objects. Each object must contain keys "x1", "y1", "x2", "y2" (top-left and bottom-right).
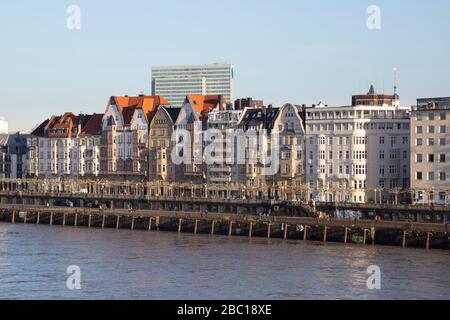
[
  {"x1": 0, "y1": 117, "x2": 8, "y2": 134},
  {"x1": 411, "y1": 97, "x2": 450, "y2": 205},
  {"x1": 27, "y1": 113, "x2": 103, "y2": 178},
  {"x1": 305, "y1": 104, "x2": 411, "y2": 204},
  {"x1": 152, "y1": 63, "x2": 234, "y2": 107}
]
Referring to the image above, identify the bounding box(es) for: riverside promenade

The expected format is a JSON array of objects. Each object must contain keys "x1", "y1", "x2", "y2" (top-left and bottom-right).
[{"x1": 1, "y1": 203, "x2": 448, "y2": 250}]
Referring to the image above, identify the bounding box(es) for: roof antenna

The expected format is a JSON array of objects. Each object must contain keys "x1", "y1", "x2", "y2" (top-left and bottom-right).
[{"x1": 393, "y1": 66, "x2": 398, "y2": 96}]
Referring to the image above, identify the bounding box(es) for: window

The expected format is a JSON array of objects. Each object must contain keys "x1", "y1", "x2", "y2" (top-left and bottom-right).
[
  {"x1": 417, "y1": 139, "x2": 423, "y2": 146},
  {"x1": 380, "y1": 136, "x2": 385, "y2": 144},
  {"x1": 416, "y1": 172, "x2": 423, "y2": 181},
  {"x1": 429, "y1": 138, "x2": 435, "y2": 146},
  {"x1": 417, "y1": 113, "x2": 423, "y2": 121},
  {"x1": 440, "y1": 154, "x2": 446, "y2": 163},
  {"x1": 429, "y1": 113, "x2": 435, "y2": 121},
  {"x1": 416, "y1": 126, "x2": 423, "y2": 134},
  {"x1": 428, "y1": 154, "x2": 435, "y2": 163},
  {"x1": 429, "y1": 126, "x2": 435, "y2": 134},
  {"x1": 440, "y1": 172, "x2": 447, "y2": 181},
  {"x1": 380, "y1": 151, "x2": 385, "y2": 159},
  {"x1": 416, "y1": 154, "x2": 423, "y2": 163},
  {"x1": 440, "y1": 138, "x2": 446, "y2": 146},
  {"x1": 440, "y1": 113, "x2": 447, "y2": 121},
  {"x1": 429, "y1": 172, "x2": 435, "y2": 181},
  {"x1": 440, "y1": 126, "x2": 446, "y2": 134}
]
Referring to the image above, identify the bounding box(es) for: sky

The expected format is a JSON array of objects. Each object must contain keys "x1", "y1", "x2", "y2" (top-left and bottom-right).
[{"x1": 0, "y1": 0, "x2": 449, "y2": 132}]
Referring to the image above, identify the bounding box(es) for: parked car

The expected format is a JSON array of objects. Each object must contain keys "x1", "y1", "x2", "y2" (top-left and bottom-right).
[{"x1": 53, "y1": 199, "x2": 74, "y2": 207}]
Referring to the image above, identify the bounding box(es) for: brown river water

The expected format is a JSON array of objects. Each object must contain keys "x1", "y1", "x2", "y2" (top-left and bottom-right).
[{"x1": 0, "y1": 223, "x2": 449, "y2": 300}]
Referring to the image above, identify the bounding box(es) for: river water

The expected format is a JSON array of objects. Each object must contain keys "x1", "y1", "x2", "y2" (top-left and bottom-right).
[{"x1": 0, "y1": 223, "x2": 449, "y2": 300}]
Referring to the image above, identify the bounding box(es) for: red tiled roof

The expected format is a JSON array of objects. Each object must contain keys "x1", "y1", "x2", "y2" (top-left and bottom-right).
[
  {"x1": 33, "y1": 113, "x2": 104, "y2": 138},
  {"x1": 80, "y1": 113, "x2": 104, "y2": 136},
  {"x1": 187, "y1": 95, "x2": 224, "y2": 114},
  {"x1": 112, "y1": 95, "x2": 169, "y2": 125}
]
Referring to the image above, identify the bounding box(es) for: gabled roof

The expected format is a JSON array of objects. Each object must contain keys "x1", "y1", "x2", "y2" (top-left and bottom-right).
[
  {"x1": 110, "y1": 95, "x2": 170, "y2": 125},
  {"x1": 80, "y1": 113, "x2": 104, "y2": 136},
  {"x1": 31, "y1": 113, "x2": 104, "y2": 138},
  {"x1": 162, "y1": 107, "x2": 182, "y2": 124},
  {"x1": 186, "y1": 95, "x2": 224, "y2": 114},
  {"x1": 31, "y1": 119, "x2": 50, "y2": 137}
]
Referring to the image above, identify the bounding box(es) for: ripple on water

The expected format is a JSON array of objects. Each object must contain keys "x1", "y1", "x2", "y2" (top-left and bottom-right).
[{"x1": 0, "y1": 223, "x2": 449, "y2": 300}]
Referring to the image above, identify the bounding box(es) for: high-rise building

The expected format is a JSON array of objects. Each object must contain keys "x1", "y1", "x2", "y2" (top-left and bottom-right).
[
  {"x1": 152, "y1": 63, "x2": 234, "y2": 107},
  {"x1": 0, "y1": 117, "x2": 8, "y2": 134},
  {"x1": 411, "y1": 97, "x2": 450, "y2": 205}
]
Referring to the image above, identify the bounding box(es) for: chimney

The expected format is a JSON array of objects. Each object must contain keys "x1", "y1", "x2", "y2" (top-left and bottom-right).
[{"x1": 219, "y1": 95, "x2": 225, "y2": 110}]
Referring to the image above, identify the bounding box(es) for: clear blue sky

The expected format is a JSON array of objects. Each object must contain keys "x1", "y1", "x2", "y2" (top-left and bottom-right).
[{"x1": 1, "y1": 0, "x2": 449, "y2": 132}]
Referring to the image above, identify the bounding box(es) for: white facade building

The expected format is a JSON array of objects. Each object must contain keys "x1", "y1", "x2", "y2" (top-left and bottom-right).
[
  {"x1": 152, "y1": 64, "x2": 234, "y2": 107},
  {"x1": 0, "y1": 117, "x2": 8, "y2": 134},
  {"x1": 411, "y1": 98, "x2": 450, "y2": 205},
  {"x1": 305, "y1": 105, "x2": 411, "y2": 204},
  {"x1": 27, "y1": 113, "x2": 103, "y2": 178},
  {"x1": 207, "y1": 108, "x2": 244, "y2": 184}
]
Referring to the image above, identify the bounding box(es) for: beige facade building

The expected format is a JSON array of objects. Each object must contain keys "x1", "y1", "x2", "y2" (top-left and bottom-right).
[
  {"x1": 148, "y1": 106, "x2": 181, "y2": 183},
  {"x1": 411, "y1": 98, "x2": 450, "y2": 205},
  {"x1": 236, "y1": 103, "x2": 306, "y2": 200}
]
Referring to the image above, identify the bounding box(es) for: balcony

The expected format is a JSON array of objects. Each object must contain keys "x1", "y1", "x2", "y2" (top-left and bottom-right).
[{"x1": 209, "y1": 166, "x2": 232, "y2": 173}]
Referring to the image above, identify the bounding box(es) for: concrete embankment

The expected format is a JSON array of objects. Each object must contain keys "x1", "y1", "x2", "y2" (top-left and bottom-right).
[{"x1": 0, "y1": 204, "x2": 448, "y2": 250}]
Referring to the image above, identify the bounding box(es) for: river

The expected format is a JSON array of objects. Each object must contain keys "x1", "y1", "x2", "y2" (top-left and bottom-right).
[{"x1": 0, "y1": 223, "x2": 449, "y2": 300}]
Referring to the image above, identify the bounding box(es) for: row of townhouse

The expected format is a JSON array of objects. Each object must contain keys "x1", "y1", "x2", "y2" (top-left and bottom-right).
[{"x1": 22, "y1": 89, "x2": 450, "y2": 205}]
